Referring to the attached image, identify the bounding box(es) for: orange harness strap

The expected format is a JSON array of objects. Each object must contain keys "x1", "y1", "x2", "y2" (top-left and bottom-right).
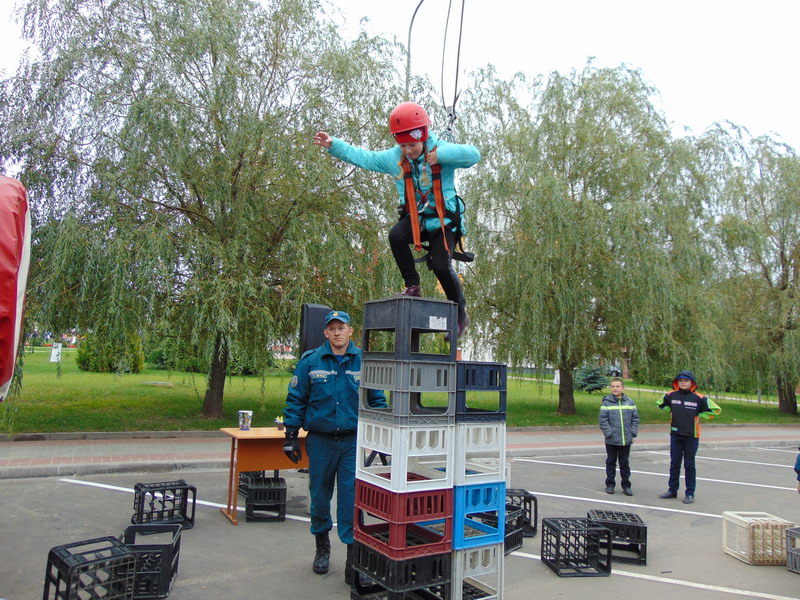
[
  {"x1": 400, "y1": 158, "x2": 422, "y2": 251},
  {"x1": 429, "y1": 161, "x2": 450, "y2": 254},
  {"x1": 400, "y1": 147, "x2": 450, "y2": 254}
]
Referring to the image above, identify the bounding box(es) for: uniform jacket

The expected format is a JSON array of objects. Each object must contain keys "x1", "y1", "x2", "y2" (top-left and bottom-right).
[
  {"x1": 657, "y1": 370, "x2": 721, "y2": 438},
  {"x1": 327, "y1": 132, "x2": 480, "y2": 233},
  {"x1": 599, "y1": 393, "x2": 639, "y2": 446},
  {"x1": 283, "y1": 340, "x2": 386, "y2": 435},
  {"x1": 794, "y1": 450, "x2": 800, "y2": 482}
]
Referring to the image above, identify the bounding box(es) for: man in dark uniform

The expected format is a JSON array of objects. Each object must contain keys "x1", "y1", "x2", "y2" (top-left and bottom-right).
[{"x1": 282, "y1": 310, "x2": 386, "y2": 582}]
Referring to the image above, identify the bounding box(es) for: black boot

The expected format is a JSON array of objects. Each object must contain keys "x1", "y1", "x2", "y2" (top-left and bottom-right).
[
  {"x1": 313, "y1": 532, "x2": 331, "y2": 574},
  {"x1": 344, "y1": 543, "x2": 354, "y2": 585}
]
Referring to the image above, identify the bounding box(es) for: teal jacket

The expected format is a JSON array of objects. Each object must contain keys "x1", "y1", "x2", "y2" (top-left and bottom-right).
[
  {"x1": 327, "y1": 132, "x2": 480, "y2": 233},
  {"x1": 283, "y1": 340, "x2": 386, "y2": 435},
  {"x1": 599, "y1": 393, "x2": 639, "y2": 446}
]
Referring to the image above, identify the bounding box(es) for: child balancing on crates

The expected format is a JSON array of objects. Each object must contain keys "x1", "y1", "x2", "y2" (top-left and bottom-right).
[{"x1": 313, "y1": 102, "x2": 480, "y2": 339}]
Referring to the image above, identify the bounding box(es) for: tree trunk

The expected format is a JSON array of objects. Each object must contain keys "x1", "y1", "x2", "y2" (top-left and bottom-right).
[
  {"x1": 776, "y1": 373, "x2": 798, "y2": 415},
  {"x1": 202, "y1": 332, "x2": 229, "y2": 418},
  {"x1": 557, "y1": 367, "x2": 577, "y2": 415}
]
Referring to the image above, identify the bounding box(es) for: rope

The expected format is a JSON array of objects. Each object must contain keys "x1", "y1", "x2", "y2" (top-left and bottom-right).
[
  {"x1": 440, "y1": 0, "x2": 465, "y2": 141},
  {"x1": 405, "y1": 0, "x2": 467, "y2": 140},
  {"x1": 405, "y1": 0, "x2": 426, "y2": 99}
]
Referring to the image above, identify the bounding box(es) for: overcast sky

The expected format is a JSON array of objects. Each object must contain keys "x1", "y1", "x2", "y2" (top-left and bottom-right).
[{"x1": 2, "y1": 0, "x2": 798, "y2": 148}]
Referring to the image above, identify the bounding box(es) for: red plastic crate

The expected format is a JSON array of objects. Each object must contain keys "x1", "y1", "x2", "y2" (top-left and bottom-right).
[
  {"x1": 355, "y1": 510, "x2": 452, "y2": 559},
  {"x1": 355, "y1": 480, "x2": 453, "y2": 524}
]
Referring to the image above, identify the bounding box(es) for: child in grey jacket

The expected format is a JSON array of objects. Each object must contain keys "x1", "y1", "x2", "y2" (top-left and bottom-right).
[{"x1": 599, "y1": 378, "x2": 639, "y2": 495}]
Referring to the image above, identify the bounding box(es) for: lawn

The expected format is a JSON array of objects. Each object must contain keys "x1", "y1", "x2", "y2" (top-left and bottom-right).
[{"x1": 3, "y1": 349, "x2": 799, "y2": 434}]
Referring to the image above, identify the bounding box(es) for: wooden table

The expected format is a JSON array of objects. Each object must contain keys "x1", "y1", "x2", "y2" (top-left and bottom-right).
[{"x1": 219, "y1": 427, "x2": 309, "y2": 525}]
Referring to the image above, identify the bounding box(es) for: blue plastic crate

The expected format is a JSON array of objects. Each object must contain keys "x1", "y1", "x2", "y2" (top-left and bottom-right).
[{"x1": 453, "y1": 482, "x2": 506, "y2": 549}]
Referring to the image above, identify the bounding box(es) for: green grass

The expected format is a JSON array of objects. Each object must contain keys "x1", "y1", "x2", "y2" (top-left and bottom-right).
[{"x1": 3, "y1": 349, "x2": 799, "y2": 433}]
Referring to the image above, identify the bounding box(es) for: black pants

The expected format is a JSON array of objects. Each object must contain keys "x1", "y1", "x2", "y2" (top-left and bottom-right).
[
  {"x1": 668, "y1": 434, "x2": 699, "y2": 495},
  {"x1": 388, "y1": 216, "x2": 466, "y2": 321},
  {"x1": 605, "y1": 443, "x2": 631, "y2": 488}
]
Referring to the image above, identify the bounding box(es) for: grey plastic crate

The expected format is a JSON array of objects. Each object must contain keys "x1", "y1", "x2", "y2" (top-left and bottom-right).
[
  {"x1": 359, "y1": 388, "x2": 456, "y2": 426},
  {"x1": 362, "y1": 296, "x2": 457, "y2": 362},
  {"x1": 787, "y1": 527, "x2": 800, "y2": 574},
  {"x1": 362, "y1": 359, "x2": 455, "y2": 394}
]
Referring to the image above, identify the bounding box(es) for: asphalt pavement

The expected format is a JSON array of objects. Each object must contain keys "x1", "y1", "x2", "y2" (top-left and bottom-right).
[{"x1": 3, "y1": 424, "x2": 800, "y2": 600}]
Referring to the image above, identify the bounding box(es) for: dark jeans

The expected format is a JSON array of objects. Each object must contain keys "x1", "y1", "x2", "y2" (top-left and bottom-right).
[
  {"x1": 306, "y1": 431, "x2": 357, "y2": 544},
  {"x1": 388, "y1": 216, "x2": 466, "y2": 321},
  {"x1": 668, "y1": 434, "x2": 700, "y2": 495},
  {"x1": 605, "y1": 443, "x2": 631, "y2": 488}
]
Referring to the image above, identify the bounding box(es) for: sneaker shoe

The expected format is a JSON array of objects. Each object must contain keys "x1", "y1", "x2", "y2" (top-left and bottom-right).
[
  {"x1": 395, "y1": 285, "x2": 421, "y2": 297},
  {"x1": 659, "y1": 491, "x2": 677, "y2": 499},
  {"x1": 605, "y1": 485, "x2": 615, "y2": 494},
  {"x1": 683, "y1": 494, "x2": 694, "y2": 504},
  {"x1": 623, "y1": 487, "x2": 633, "y2": 496}
]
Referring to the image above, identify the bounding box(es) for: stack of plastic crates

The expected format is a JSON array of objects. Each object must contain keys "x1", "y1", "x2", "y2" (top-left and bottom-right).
[
  {"x1": 355, "y1": 296, "x2": 507, "y2": 600},
  {"x1": 238, "y1": 469, "x2": 287, "y2": 522}
]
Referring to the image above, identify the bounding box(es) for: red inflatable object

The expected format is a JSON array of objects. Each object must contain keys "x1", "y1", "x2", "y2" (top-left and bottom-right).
[{"x1": 0, "y1": 176, "x2": 30, "y2": 402}]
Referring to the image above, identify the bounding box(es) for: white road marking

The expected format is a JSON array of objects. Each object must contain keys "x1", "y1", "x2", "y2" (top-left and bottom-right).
[
  {"x1": 646, "y1": 451, "x2": 793, "y2": 469},
  {"x1": 526, "y1": 490, "x2": 721, "y2": 518},
  {"x1": 511, "y1": 552, "x2": 800, "y2": 600},
  {"x1": 515, "y1": 458, "x2": 796, "y2": 491},
  {"x1": 755, "y1": 447, "x2": 799, "y2": 455},
  {"x1": 58, "y1": 477, "x2": 312, "y2": 523}
]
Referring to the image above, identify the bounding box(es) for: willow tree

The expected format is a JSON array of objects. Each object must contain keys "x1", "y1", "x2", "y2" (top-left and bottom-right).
[
  {"x1": 461, "y1": 64, "x2": 718, "y2": 414},
  {"x1": 0, "y1": 0, "x2": 404, "y2": 416},
  {"x1": 710, "y1": 127, "x2": 800, "y2": 414}
]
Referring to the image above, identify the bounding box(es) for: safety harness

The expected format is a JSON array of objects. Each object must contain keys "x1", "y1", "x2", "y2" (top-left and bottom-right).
[{"x1": 399, "y1": 148, "x2": 474, "y2": 263}]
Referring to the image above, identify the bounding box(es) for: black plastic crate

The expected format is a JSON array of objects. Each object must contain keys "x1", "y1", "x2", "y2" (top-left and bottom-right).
[
  {"x1": 120, "y1": 524, "x2": 181, "y2": 599},
  {"x1": 473, "y1": 503, "x2": 525, "y2": 554},
  {"x1": 362, "y1": 296, "x2": 457, "y2": 362},
  {"x1": 350, "y1": 571, "x2": 447, "y2": 599},
  {"x1": 507, "y1": 488, "x2": 538, "y2": 537},
  {"x1": 132, "y1": 480, "x2": 196, "y2": 530},
  {"x1": 237, "y1": 470, "x2": 275, "y2": 496},
  {"x1": 352, "y1": 541, "x2": 451, "y2": 593},
  {"x1": 243, "y1": 476, "x2": 287, "y2": 522},
  {"x1": 541, "y1": 517, "x2": 612, "y2": 577},
  {"x1": 587, "y1": 509, "x2": 647, "y2": 565},
  {"x1": 43, "y1": 536, "x2": 136, "y2": 600}
]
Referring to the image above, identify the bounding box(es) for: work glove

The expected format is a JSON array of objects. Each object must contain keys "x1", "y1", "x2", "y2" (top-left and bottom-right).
[{"x1": 283, "y1": 429, "x2": 302, "y2": 464}]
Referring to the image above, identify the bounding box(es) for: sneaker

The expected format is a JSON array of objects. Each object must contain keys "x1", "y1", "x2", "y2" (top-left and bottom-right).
[
  {"x1": 659, "y1": 491, "x2": 677, "y2": 499},
  {"x1": 395, "y1": 285, "x2": 421, "y2": 297},
  {"x1": 683, "y1": 494, "x2": 694, "y2": 504},
  {"x1": 605, "y1": 485, "x2": 615, "y2": 494},
  {"x1": 623, "y1": 487, "x2": 633, "y2": 496}
]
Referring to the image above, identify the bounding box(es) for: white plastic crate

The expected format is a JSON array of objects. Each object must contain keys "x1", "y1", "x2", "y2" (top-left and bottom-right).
[
  {"x1": 454, "y1": 422, "x2": 507, "y2": 485},
  {"x1": 356, "y1": 418, "x2": 454, "y2": 492},
  {"x1": 452, "y1": 543, "x2": 504, "y2": 600},
  {"x1": 723, "y1": 511, "x2": 794, "y2": 565}
]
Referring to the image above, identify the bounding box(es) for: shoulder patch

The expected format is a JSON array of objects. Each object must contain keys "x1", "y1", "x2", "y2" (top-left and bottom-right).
[
  {"x1": 301, "y1": 349, "x2": 315, "y2": 359},
  {"x1": 290, "y1": 375, "x2": 298, "y2": 388}
]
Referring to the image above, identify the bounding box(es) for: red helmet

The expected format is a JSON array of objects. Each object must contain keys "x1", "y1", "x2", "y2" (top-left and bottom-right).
[{"x1": 389, "y1": 102, "x2": 430, "y2": 143}]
